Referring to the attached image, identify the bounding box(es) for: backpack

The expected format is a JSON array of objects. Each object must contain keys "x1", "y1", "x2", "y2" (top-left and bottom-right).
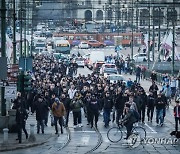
[{"x1": 132, "y1": 109, "x2": 140, "y2": 122}]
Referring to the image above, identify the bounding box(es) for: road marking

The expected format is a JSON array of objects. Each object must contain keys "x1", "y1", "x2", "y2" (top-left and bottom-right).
[
  {"x1": 145, "y1": 123, "x2": 157, "y2": 133},
  {"x1": 81, "y1": 136, "x2": 90, "y2": 145}
]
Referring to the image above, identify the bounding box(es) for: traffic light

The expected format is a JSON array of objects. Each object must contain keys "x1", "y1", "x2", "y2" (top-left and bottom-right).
[
  {"x1": 17, "y1": 72, "x2": 24, "y2": 92},
  {"x1": 23, "y1": 74, "x2": 32, "y2": 92}
]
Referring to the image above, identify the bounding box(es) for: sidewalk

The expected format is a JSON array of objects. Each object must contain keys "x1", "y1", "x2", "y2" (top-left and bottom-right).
[{"x1": 0, "y1": 114, "x2": 67, "y2": 152}]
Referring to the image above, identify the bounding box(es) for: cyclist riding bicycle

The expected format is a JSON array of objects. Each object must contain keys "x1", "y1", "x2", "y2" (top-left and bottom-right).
[{"x1": 121, "y1": 103, "x2": 138, "y2": 139}]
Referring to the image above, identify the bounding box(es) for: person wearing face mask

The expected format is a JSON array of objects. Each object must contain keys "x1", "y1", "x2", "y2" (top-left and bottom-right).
[{"x1": 89, "y1": 94, "x2": 100, "y2": 128}]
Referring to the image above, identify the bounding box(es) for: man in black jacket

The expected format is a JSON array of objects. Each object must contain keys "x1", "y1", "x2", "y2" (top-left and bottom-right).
[
  {"x1": 102, "y1": 92, "x2": 113, "y2": 127},
  {"x1": 33, "y1": 95, "x2": 48, "y2": 134},
  {"x1": 16, "y1": 105, "x2": 28, "y2": 143},
  {"x1": 122, "y1": 103, "x2": 137, "y2": 139},
  {"x1": 115, "y1": 88, "x2": 124, "y2": 125},
  {"x1": 156, "y1": 93, "x2": 166, "y2": 126},
  {"x1": 147, "y1": 91, "x2": 155, "y2": 122}
]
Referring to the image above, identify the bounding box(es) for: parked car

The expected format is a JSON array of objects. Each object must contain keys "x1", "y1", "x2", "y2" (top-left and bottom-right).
[
  {"x1": 107, "y1": 74, "x2": 126, "y2": 84},
  {"x1": 75, "y1": 57, "x2": 85, "y2": 67},
  {"x1": 104, "y1": 40, "x2": 114, "y2": 46},
  {"x1": 86, "y1": 40, "x2": 106, "y2": 48},
  {"x1": 103, "y1": 68, "x2": 118, "y2": 78},
  {"x1": 133, "y1": 53, "x2": 147, "y2": 62},
  {"x1": 100, "y1": 63, "x2": 117, "y2": 74},
  {"x1": 78, "y1": 41, "x2": 89, "y2": 49},
  {"x1": 93, "y1": 61, "x2": 105, "y2": 73}
]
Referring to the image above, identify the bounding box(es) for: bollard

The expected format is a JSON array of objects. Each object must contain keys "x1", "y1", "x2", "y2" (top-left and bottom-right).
[
  {"x1": 3, "y1": 128, "x2": 9, "y2": 144},
  {"x1": 28, "y1": 124, "x2": 36, "y2": 142}
]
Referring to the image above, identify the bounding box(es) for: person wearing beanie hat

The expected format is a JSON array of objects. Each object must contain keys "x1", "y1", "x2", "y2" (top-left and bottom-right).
[
  {"x1": 52, "y1": 98, "x2": 66, "y2": 134},
  {"x1": 174, "y1": 99, "x2": 180, "y2": 132}
]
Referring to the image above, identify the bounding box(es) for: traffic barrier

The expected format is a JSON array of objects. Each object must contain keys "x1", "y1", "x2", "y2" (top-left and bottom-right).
[
  {"x1": 28, "y1": 124, "x2": 36, "y2": 142},
  {"x1": 3, "y1": 128, "x2": 9, "y2": 144}
]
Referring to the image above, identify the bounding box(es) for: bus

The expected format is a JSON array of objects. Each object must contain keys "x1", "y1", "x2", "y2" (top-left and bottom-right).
[{"x1": 55, "y1": 39, "x2": 71, "y2": 54}]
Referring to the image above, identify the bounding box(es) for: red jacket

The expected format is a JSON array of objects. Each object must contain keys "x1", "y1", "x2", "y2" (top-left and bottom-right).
[{"x1": 174, "y1": 106, "x2": 180, "y2": 117}]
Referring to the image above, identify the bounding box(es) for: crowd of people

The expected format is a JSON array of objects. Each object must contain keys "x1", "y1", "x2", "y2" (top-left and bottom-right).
[{"x1": 12, "y1": 54, "x2": 180, "y2": 143}]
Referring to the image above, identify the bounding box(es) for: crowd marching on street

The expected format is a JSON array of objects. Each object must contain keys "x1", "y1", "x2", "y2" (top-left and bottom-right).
[{"x1": 12, "y1": 54, "x2": 180, "y2": 143}]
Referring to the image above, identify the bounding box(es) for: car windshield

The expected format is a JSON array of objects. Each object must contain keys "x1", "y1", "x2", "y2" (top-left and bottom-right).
[
  {"x1": 104, "y1": 65, "x2": 116, "y2": 68},
  {"x1": 76, "y1": 58, "x2": 84, "y2": 61},
  {"x1": 108, "y1": 76, "x2": 124, "y2": 81},
  {"x1": 104, "y1": 68, "x2": 117, "y2": 73}
]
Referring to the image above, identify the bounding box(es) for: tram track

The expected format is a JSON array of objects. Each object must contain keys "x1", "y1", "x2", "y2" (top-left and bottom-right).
[
  {"x1": 57, "y1": 127, "x2": 71, "y2": 151},
  {"x1": 85, "y1": 127, "x2": 103, "y2": 154}
]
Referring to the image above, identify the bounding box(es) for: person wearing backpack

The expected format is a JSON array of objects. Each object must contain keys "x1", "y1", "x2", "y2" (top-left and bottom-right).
[{"x1": 121, "y1": 103, "x2": 137, "y2": 139}]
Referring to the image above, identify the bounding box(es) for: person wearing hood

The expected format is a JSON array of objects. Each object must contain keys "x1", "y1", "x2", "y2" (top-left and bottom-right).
[{"x1": 52, "y1": 98, "x2": 66, "y2": 134}]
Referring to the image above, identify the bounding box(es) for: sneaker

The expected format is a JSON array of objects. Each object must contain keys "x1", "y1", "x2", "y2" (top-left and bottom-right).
[
  {"x1": 79, "y1": 124, "x2": 83, "y2": 127},
  {"x1": 55, "y1": 132, "x2": 59, "y2": 134},
  {"x1": 73, "y1": 125, "x2": 77, "y2": 128},
  {"x1": 156, "y1": 123, "x2": 159, "y2": 126},
  {"x1": 160, "y1": 123, "x2": 163, "y2": 127}
]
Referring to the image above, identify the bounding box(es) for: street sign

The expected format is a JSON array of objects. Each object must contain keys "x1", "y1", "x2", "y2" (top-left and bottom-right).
[
  {"x1": 5, "y1": 86, "x2": 17, "y2": 99},
  {"x1": 7, "y1": 64, "x2": 19, "y2": 82},
  {"x1": 19, "y1": 57, "x2": 33, "y2": 71},
  {"x1": 0, "y1": 57, "x2": 7, "y2": 80}
]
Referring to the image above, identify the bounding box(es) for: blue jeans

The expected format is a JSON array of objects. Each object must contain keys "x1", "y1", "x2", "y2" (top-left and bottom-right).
[
  {"x1": 37, "y1": 120, "x2": 44, "y2": 133},
  {"x1": 103, "y1": 109, "x2": 111, "y2": 127},
  {"x1": 156, "y1": 109, "x2": 164, "y2": 124}
]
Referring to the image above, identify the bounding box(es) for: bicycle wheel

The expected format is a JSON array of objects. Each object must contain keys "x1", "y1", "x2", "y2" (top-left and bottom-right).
[
  {"x1": 107, "y1": 127, "x2": 123, "y2": 143},
  {"x1": 132, "y1": 126, "x2": 146, "y2": 140}
]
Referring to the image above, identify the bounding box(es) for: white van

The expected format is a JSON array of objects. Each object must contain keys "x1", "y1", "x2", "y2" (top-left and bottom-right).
[{"x1": 87, "y1": 51, "x2": 105, "y2": 69}]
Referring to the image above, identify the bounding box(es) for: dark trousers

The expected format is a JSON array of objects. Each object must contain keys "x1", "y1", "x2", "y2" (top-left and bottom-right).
[
  {"x1": 147, "y1": 107, "x2": 154, "y2": 121},
  {"x1": 17, "y1": 122, "x2": 28, "y2": 143},
  {"x1": 44, "y1": 111, "x2": 49, "y2": 126},
  {"x1": 90, "y1": 112, "x2": 99, "y2": 127},
  {"x1": 139, "y1": 107, "x2": 146, "y2": 122},
  {"x1": 54, "y1": 116, "x2": 63, "y2": 133},
  {"x1": 87, "y1": 109, "x2": 91, "y2": 124},
  {"x1": 136, "y1": 75, "x2": 140, "y2": 83},
  {"x1": 125, "y1": 122, "x2": 133, "y2": 138},
  {"x1": 37, "y1": 120, "x2": 44, "y2": 133},
  {"x1": 65, "y1": 110, "x2": 70, "y2": 126},
  {"x1": 175, "y1": 117, "x2": 180, "y2": 132},
  {"x1": 116, "y1": 109, "x2": 123, "y2": 124},
  {"x1": 73, "y1": 111, "x2": 81, "y2": 125}
]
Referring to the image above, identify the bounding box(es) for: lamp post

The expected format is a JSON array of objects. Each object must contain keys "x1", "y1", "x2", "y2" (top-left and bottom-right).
[
  {"x1": 172, "y1": 1, "x2": 176, "y2": 76},
  {"x1": 131, "y1": 0, "x2": 134, "y2": 61},
  {"x1": 1, "y1": 0, "x2": 6, "y2": 116},
  {"x1": 13, "y1": 0, "x2": 17, "y2": 64},
  {"x1": 147, "y1": 2, "x2": 151, "y2": 69}
]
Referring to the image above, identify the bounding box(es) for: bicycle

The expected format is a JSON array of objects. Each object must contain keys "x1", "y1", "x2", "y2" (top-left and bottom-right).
[{"x1": 107, "y1": 122, "x2": 146, "y2": 144}]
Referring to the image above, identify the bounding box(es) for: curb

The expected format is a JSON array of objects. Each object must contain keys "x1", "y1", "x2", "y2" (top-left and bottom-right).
[{"x1": 0, "y1": 134, "x2": 52, "y2": 152}]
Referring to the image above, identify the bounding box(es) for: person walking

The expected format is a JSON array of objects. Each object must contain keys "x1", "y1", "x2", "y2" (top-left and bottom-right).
[
  {"x1": 33, "y1": 95, "x2": 48, "y2": 134},
  {"x1": 174, "y1": 99, "x2": 180, "y2": 132},
  {"x1": 70, "y1": 92, "x2": 84, "y2": 128},
  {"x1": 52, "y1": 98, "x2": 66, "y2": 134},
  {"x1": 147, "y1": 91, "x2": 155, "y2": 122},
  {"x1": 155, "y1": 93, "x2": 166, "y2": 127},
  {"x1": 89, "y1": 94, "x2": 100, "y2": 128},
  {"x1": 102, "y1": 92, "x2": 113, "y2": 128},
  {"x1": 135, "y1": 66, "x2": 141, "y2": 83},
  {"x1": 16, "y1": 105, "x2": 28, "y2": 143}
]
